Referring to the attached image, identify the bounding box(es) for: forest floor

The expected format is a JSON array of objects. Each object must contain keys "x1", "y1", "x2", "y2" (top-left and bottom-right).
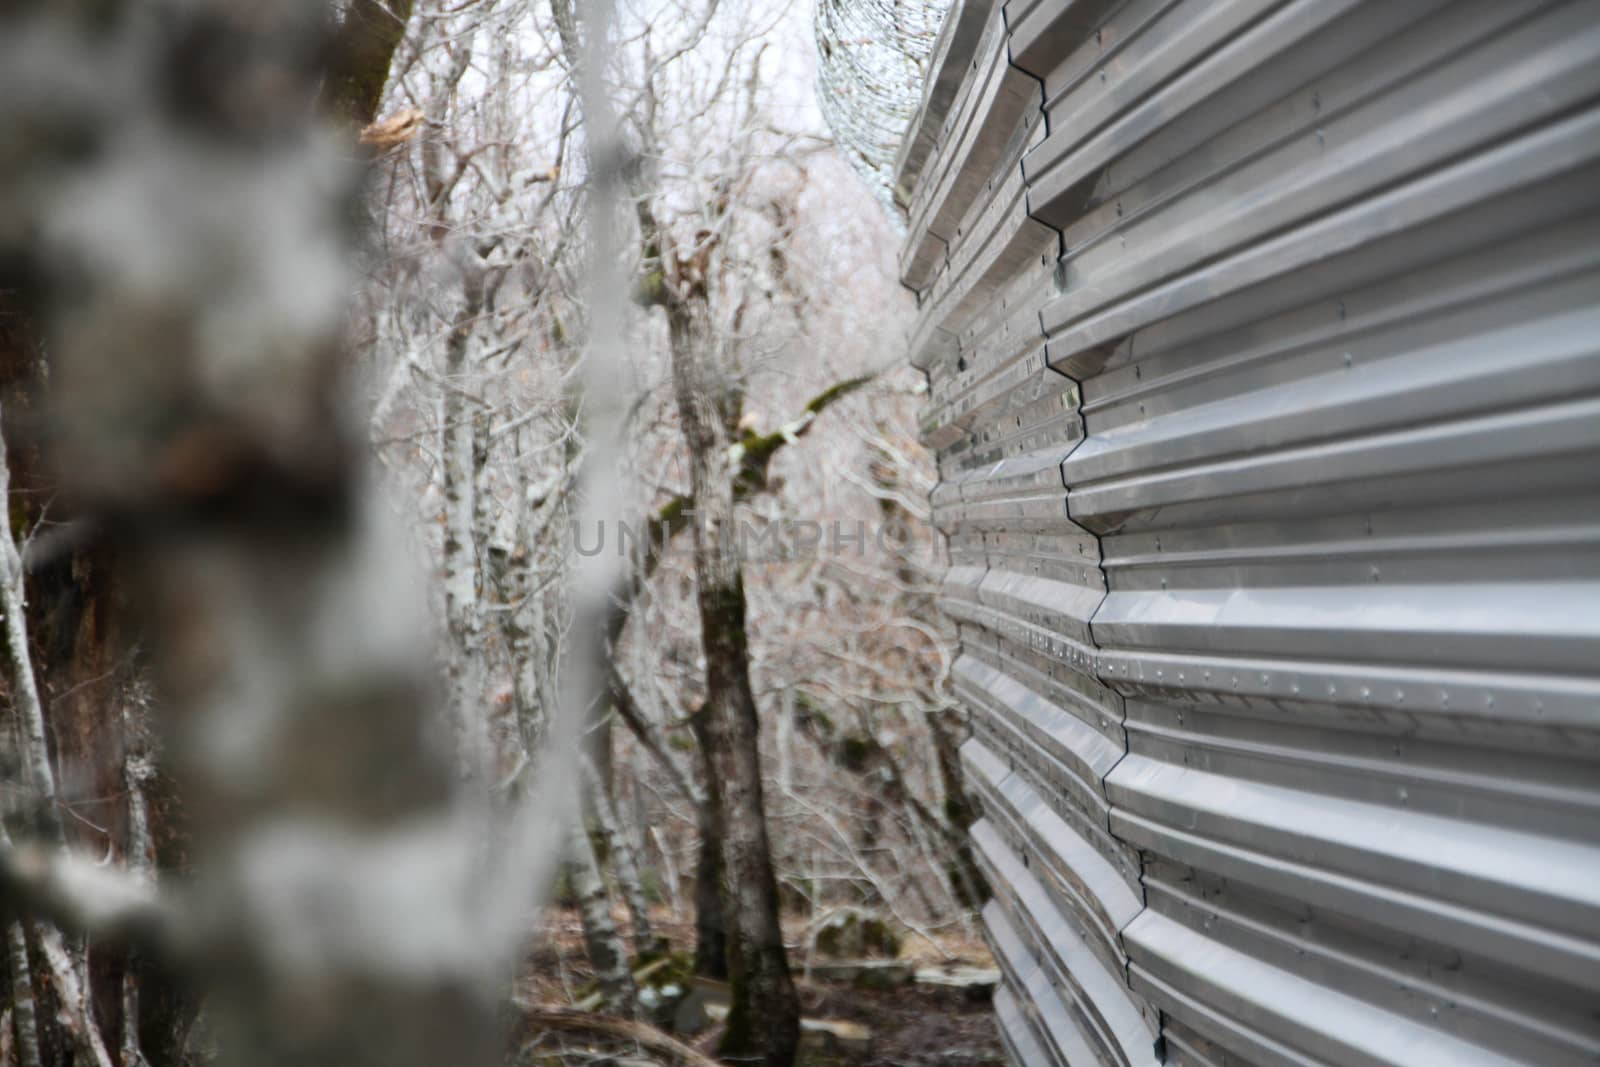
[{"x1": 519, "y1": 909, "x2": 1006, "y2": 1066}]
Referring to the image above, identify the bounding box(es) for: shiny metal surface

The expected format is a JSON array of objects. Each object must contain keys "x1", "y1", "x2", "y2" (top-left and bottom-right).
[
  {"x1": 897, "y1": 0, "x2": 1600, "y2": 1062},
  {"x1": 901, "y1": 1, "x2": 1040, "y2": 298}
]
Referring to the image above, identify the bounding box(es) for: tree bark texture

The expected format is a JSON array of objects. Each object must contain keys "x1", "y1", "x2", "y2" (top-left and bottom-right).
[
  {"x1": 437, "y1": 202, "x2": 489, "y2": 782},
  {"x1": 568, "y1": 822, "x2": 637, "y2": 1018},
  {"x1": 688, "y1": 710, "x2": 729, "y2": 982},
  {"x1": 3, "y1": 918, "x2": 41, "y2": 1067},
  {"x1": 3, "y1": 6, "x2": 497, "y2": 1065},
  {"x1": 665, "y1": 300, "x2": 799, "y2": 1067},
  {"x1": 319, "y1": 0, "x2": 419, "y2": 128},
  {"x1": 581, "y1": 762, "x2": 656, "y2": 954},
  {"x1": 691, "y1": 808, "x2": 729, "y2": 982},
  {"x1": 3, "y1": 0, "x2": 418, "y2": 1055}
]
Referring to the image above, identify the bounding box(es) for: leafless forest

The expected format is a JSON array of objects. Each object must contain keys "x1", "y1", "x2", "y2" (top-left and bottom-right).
[{"x1": 0, "y1": 2, "x2": 997, "y2": 1066}]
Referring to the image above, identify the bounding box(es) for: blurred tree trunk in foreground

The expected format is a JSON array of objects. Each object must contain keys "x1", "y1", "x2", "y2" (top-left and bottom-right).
[
  {"x1": 1, "y1": 3, "x2": 500, "y2": 1065},
  {"x1": 3, "y1": 1, "x2": 423, "y2": 1062}
]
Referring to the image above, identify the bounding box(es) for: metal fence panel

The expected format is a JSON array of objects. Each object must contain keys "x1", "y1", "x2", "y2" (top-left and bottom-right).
[{"x1": 894, "y1": 0, "x2": 1600, "y2": 1062}]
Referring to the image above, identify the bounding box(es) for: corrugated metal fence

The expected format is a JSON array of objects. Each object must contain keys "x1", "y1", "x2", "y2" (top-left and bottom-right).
[{"x1": 893, "y1": 1, "x2": 1600, "y2": 1063}]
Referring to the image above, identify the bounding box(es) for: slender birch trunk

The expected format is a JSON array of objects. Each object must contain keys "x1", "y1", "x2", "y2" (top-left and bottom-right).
[
  {"x1": 581, "y1": 761, "x2": 656, "y2": 954},
  {"x1": 2, "y1": 407, "x2": 111, "y2": 1064},
  {"x1": 120, "y1": 706, "x2": 154, "y2": 1067},
  {"x1": 0, "y1": 410, "x2": 45, "y2": 1067},
  {"x1": 0, "y1": 414, "x2": 63, "y2": 848},
  {"x1": 2, "y1": 917, "x2": 40, "y2": 1067},
  {"x1": 440, "y1": 287, "x2": 487, "y2": 776},
  {"x1": 424, "y1": 34, "x2": 488, "y2": 779},
  {"x1": 34, "y1": 928, "x2": 113, "y2": 1067},
  {"x1": 502, "y1": 468, "x2": 560, "y2": 761},
  {"x1": 568, "y1": 822, "x2": 637, "y2": 1017}
]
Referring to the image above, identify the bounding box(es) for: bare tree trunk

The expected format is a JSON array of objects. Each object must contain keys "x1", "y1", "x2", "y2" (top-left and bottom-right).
[
  {"x1": 120, "y1": 707, "x2": 154, "y2": 1067},
  {"x1": 502, "y1": 472, "x2": 555, "y2": 759},
  {"x1": 581, "y1": 762, "x2": 657, "y2": 954},
  {"x1": 5, "y1": 5, "x2": 500, "y2": 1064},
  {"x1": 319, "y1": 0, "x2": 419, "y2": 128},
  {"x1": 4, "y1": 2, "x2": 419, "y2": 1057},
  {"x1": 2, "y1": 920, "x2": 40, "y2": 1067},
  {"x1": 440, "y1": 265, "x2": 488, "y2": 777},
  {"x1": 664, "y1": 302, "x2": 799, "y2": 1067},
  {"x1": 0, "y1": 821, "x2": 114, "y2": 1067},
  {"x1": 687, "y1": 711, "x2": 730, "y2": 982},
  {"x1": 34, "y1": 929, "x2": 113, "y2": 1067},
  {"x1": 0, "y1": 418, "x2": 63, "y2": 849},
  {"x1": 423, "y1": 33, "x2": 488, "y2": 780},
  {"x1": 0, "y1": 405, "x2": 46, "y2": 1067},
  {"x1": 2, "y1": 410, "x2": 114, "y2": 1066},
  {"x1": 567, "y1": 822, "x2": 637, "y2": 1017},
  {"x1": 691, "y1": 815, "x2": 729, "y2": 982}
]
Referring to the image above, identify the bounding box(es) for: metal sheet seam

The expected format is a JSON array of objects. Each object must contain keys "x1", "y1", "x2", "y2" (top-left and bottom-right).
[
  {"x1": 1000, "y1": 1, "x2": 1050, "y2": 140},
  {"x1": 1000, "y1": 1, "x2": 1162, "y2": 1011},
  {"x1": 933, "y1": 6, "x2": 1149, "y2": 1038},
  {"x1": 901, "y1": 239, "x2": 944, "y2": 305},
  {"x1": 998, "y1": 3, "x2": 1164, "y2": 1022},
  {"x1": 1052, "y1": 364, "x2": 1161, "y2": 1017}
]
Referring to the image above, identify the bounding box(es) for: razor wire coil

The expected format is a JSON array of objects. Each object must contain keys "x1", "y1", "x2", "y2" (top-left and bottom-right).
[{"x1": 814, "y1": 0, "x2": 951, "y2": 217}]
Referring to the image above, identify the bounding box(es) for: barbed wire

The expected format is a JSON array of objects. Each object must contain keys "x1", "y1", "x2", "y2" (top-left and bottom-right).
[{"x1": 814, "y1": 0, "x2": 951, "y2": 219}]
